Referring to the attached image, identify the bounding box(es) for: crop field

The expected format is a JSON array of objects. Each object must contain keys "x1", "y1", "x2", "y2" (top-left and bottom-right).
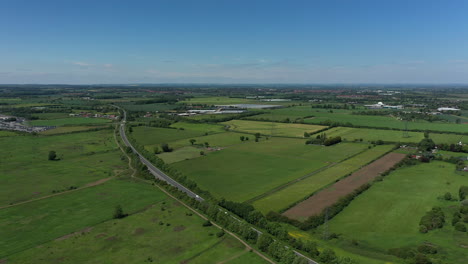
[
  {"x1": 165, "y1": 131, "x2": 252, "y2": 150},
  {"x1": 0, "y1": 179, "x2": 166, "y2": 258},
  {"x1": 132, "y1": 126, "x2": 206, "y2": 147},
  {"x1": 326, "y1": 161, "x2": 468, "y2": 264},
  {"x1": 30, "y1": 112, "x2": 71, "y2": 119},
  {"x1": 172, "y1": 138, "x2": 368, "y2": 202},
  {"x1": 4, "y1": 184, "x2": 261, "y2": 264},
  {"x1": 284, "y1": 152, "x2": 406, "y2": 219},
  {"x1": 158, "y1": 146, "x2": 203, "y2": 164},
  {"x1": 223, "y1": 119, "x2": 327, "y2": 137},
  {"x1": 253, "y1": 145, "x2": 394, "y2": 214},
  {"x1": 185, "y1": 113, "x2": 241, "y2": 121},
  {"x1": 0, "y1": 130, "x2": 18, "y2": 137},
  {"x1": 0, "y1": 130, "x2": 123, "y2": 206},
  {"x1": 28, "y1": 117, "x2": 112, "y2": 126},
  {"x1": 247, "y1": 106, "x2": 468, "y2": 133}
]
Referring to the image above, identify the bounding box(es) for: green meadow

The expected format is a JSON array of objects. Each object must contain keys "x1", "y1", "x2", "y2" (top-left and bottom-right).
[
  {"x1": 327, "y1": 161, "x2": 468, "y2": 264},
  {"x1": 0, "y1": 130, "x2": 123, "y2": 206},
  {"x1": 29, "y1": 117, "x2": 112, "y2": 126},
  {"x1": 223, "y1": 119, "x2": 327, "y2": 137},
  {"x1": 172, "y1": 138, "x2": 367, "y2": 202}
]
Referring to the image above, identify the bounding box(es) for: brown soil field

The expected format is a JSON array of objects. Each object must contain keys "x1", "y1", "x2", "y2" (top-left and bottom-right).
[{"x1": 283, "y1": 152, "x2": 406, "y2": 220}]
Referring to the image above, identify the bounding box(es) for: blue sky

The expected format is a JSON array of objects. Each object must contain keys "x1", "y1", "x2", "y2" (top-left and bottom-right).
[{"x1": 1, "y1": 0, "x2": 468, "y2": 84}]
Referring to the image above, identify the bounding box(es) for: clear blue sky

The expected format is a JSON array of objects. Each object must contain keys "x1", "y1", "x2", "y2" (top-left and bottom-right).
[{"x1": 1, "y1": 0, "x2": 468, "y2": 84}]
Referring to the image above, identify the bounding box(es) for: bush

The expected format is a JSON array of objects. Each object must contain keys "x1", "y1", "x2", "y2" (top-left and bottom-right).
[
  {"x1": 417, "y1": 244, "x2": 437, "y2": 254},
  {"x1": 202, "y1": 220, "x2": 212, "y2": 227},
  {"x1": 419, "y1": 207, "x2": 445, "y2": 232},
  {"x1": 454, "y1": 222, "x2": 466, "y2": 232},
  {"x1": 113, "y1": 205, "x2": 127, "y2": 219}
]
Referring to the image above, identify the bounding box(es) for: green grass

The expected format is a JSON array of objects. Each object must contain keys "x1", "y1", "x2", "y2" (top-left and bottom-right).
[
  {"x1": 4, "y1": 186, "x2": 261, "y2": 264},
  {"x1": 30, "y1": 112, "x2": 71, "y2": 120},
  {"x1": 172, "y1": 138, "x2": 367, "y2": 202},
  {"x1": 325, "y1": 127, "x2": 425, "y2": 143},
  {"x1": 158, "y1": 146, "x2": 204, "y2": 164},
  {"x1": 39, "y1": 126, "x2": 107, "y2": 135},
  {"x1": 223, "y1": 119, "x2": 327, "y2": 137},
  {"x1": 247, "y1": 106, "x2": 468, "y2": 133},
  {"x1": 0, "y1": 130, "x2": 18, "y2": 137},
  {"x1": 0, "y1": 179, "x2": 166, "y2": 258},
  {"x1": 131, "y1": 126, "x2": 206, "y2": 147},
  {"x1": 164, "y1": 131, "x2": 252, "y2": 150},
  {"x1": 170, "y1": 121, "x2": 226, "y2": 133},
  {"x1": 326, "y1": 161, "x2": 468, "y2": 264},
  {"x1": 29, "y1": 117, "x2": 112, "y2": 126},
  {"x1": 0, "y1": 130, "x2": 124, "y2": 206},
  {"x1": 253, "y1": 145, "x2": 394, "y2": 213}
]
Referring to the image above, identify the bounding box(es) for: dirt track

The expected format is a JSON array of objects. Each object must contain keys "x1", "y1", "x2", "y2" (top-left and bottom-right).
[{"x1": 283, "y1": 152, "x2": 406, "y2": 220}]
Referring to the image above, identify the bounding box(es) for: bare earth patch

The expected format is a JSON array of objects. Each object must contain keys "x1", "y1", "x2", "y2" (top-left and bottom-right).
[
  {"x1": 0, "y1": 259, "x2": 7, "y2": 263},
  {"x1": 173, "y1": 225, "x2": 186, "y2": 232},
  {"x1": 95, "y1": 233, "x2": 107, "y2": 239},
  {"x1": 85, "y1": 176, "x2": 114, "y2": 187},
  {"x1": 284, "y1": 152, "x2": 406, "y2": 220},
  {"x1": 105, "y1": 236, "x2": 117, "y2": 241}
]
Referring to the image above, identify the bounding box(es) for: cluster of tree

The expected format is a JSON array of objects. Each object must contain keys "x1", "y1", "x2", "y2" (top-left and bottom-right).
[
  {"x1": 418, "y1": 138, "x2": 436, "y2": 151},
  {"x1": 353, "y1": 110, "x2": 393, "y2": 116},
  {"x1": 419, "y1": 207, "x2": 445, "y2": 233},
  {"x1": 133, "y1": 96, "x2": 179, "y2": 104},
  {"x1": 460, "y1": 186, "x2": 468, "y2": 201},
  {"x1": 184, "y1": 111, "x2": 261, "y2": 124},
  {"x1": 436, "y1": 143, "x2": 467, "y2": 153},
  {"x1": 239, "y1": 136, "x2": 250, "y2": 141},
  {"x1": 306, "y1": 133, "x2": 342, "y2": 146},
  {"x1": 48, "y1": 151, "x2": 58, "y2": 161},
  {"x1": 388, "y1": 245, "x2": 435, "y2": 264},
  {"x1": 452, "y1": 204, "x2": 468, "y2": 232}
]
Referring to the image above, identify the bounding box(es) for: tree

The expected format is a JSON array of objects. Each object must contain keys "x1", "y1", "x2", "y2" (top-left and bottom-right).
[
  {"x1": 240, "y1": 136, "x2": 245, "y2": 141},
  {"x1": 113, "y1": 204, "x2": 127, "y2": 219},
  {"x1": 418, "y1": 138, "x2": 435, "y2": 151},
  {"x1": 318, "y1": 248, "x2": 337, "y2": 263},
  {"x1": 304, "y1": 132, "x2": 310, "y2": 138},
  {"x1": 189, "y1": 139, "x2": 196, "y2": 145},
  {"x1": 153, "y1": 146, "x2": 160, "y2": 154},
  {"x1": 48, "y1": 151, "x2": 57, "y2": 161},
  {"x1": 257, "y1": 234, "x2": 273, "y2": 252},
  {"x1": 200, "y1": 151, "x2": 205, "y2": 156},
  {"x1": 161, "y1": 143, "x2": 172, "y2": 152},
  {"x1": 204, "y1": 142, "x2": 209, "y2": 147}
]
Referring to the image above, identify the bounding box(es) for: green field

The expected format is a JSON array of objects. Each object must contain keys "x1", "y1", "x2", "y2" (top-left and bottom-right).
[
  {"x1": 253, "y1": 145, "x2": 394, "y2": 213},
  {"x1": 39, "y1": 126, "x2": 107, "y2": 135},
  {"x1": 31, "y1": 112, "x2": 71, "y2": 120},
  {"x1": 180, "y1": 96, "x2": 256, "y2": 105},
  {"x1": 324, "y1": 127, "x2": 468, "y2": 144},
  {"x1": 223, "y1": 119, "x2": 327, "y2": 137},
  {"x1": 327, "y1": 161, "x2": 468, "y2": 264},
  {"x1": 29, "y1": 117, "x2": 112, "y2": 126},
  {"x1": 246, "y1": 106, "x2": 468, "y2": 133},
  {"x1": 0, "y1": 130, "x2": 123, "y2": 206},
  {"x1": 170, "y1": 121, "x2": 226, "y2": 133},
  {"x1": 172, "y1": 138, "x2": 367, "y2": 202},
  {"x1": 0, "y1": 179, "x2": 166, "y2": 258},
  {"x1": 0, "y1": 130, "x2": 18, "y2": 137},
  {"x1": 132, "y1": 126, "x2": 206, "y2": 147},
  {"x1": 119, "y1": 102, "x2": 178, "y2": 112},
  {"x1": 4, "y1": 182, "x2": 262, "y2": 263}
]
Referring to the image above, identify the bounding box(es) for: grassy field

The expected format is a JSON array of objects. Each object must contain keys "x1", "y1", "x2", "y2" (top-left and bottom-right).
[
  {"x1": 326, "y1": 161, "x2": 468, "y2": 264},
  {"x1": 30, "y1": 112, "x2": 71, "y2": 120},
  {"x1": 324, "y1": 127, "x2": 468, "y2": 144},
  {"x1": 0, "y1": 130, "x2": 18, "y2": 137},
  {"x1": 4, "y1": 183, "x2": 263, "y2": 264},
  {"x1": 29, "y1": 117, "x2": 112, "y2": 126},
  {"x1": 39, "y1": 126, "x2": 108, "y2": 135},
  {"x1": 0, "y1": 130, "x2": 124, "y2": 206},
  {"x1": 223, "y1": 119, "x2": 327, "y2": 137},
  {"x1": 253, "y1": 145, "x2": 394, "y2": 214},
  {"x1": 246, "y1": 106, "x2": 468, "y2": 133},
  {"x1": 172, "y1": 138, "x2": 367, "y2": 202},
  {"x1": 0, "y1": 179, "x2": 166, "y2": 258},
  {"x1": 170, "y1": 121, "x2": 226, "y2": 133},
  {"x1": 131, "y1": 126, "x2": 206, "y2": 147}
]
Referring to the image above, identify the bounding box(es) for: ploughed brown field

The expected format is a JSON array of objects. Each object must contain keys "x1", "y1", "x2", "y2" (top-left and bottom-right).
[{"x1": 283, "y1": 152, "x2": 406, "y2": 220}]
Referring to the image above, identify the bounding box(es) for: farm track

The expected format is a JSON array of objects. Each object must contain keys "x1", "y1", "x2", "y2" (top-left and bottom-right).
[{"x1": 283, "y1": 152, "x2": 406, "y2": 220}]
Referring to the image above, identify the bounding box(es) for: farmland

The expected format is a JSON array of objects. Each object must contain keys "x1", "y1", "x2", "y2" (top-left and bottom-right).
[
  {"x1": 326, "y1": 161, "x2": 468, "y2": 264},
  {"x1": 28, "y1": 117, "x2": 112, "y2": 126},
  {"x1": 131, "y1": 126, "x2": 206, "y2": 147},
  {"x1": 172, "y1": 138, "x2": 368, "y2": 202},
  {"x1": 0, "y1": 129, "x2": 124, "y2": 206},
  {"x1": 253, "y1": 145, "x2": 394, "y2": 214},
  {"x1": 223, "y1": 119, "x2": 327, "y2": 137},
  {"x1": 5, "y1": 182, "x2": 260, "y2": 264}
]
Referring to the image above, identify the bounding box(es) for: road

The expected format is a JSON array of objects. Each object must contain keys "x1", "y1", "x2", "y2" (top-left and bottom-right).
[
  {"x1": 117, "y1": 107, "x2": 204, "y2": 201},
  {"x1": 116, "y1": 106, "x2": 318, "y2": 264}
]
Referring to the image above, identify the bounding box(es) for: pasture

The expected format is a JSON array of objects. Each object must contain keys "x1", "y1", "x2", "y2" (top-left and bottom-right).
[
  {"x1": 327, "y1": 161, "x2": 468, "y2": 264},
  {"x1": 119, "y1": 102, "x2": 178, "y2": 112},
  {"x1": 5, "y1": 185, "x2": 261, "y2": 264},
  {"x1": 172, "y1": 138, "x2": 367, "y2": 202},
  {"x1": 246, "y1": 106, "x2": 468, "y2": 133},
  {"x1": 170, "y1": 121, "x2": 226, "y2": 133},
  {"x1": 39, "y1": 126, "x2": 108, "y2": 135},
  {"x1": 223, "y1": 119, "x2": 327, "y2": 137},
  {"x1": 179, "y1": 96, "x2": 255, "y2": 105},
  {"x1": 131, "y1": 126, "x2": 206, "y2": 147},
  {"x1": 0, "y1": 130, "x2": 123, "y2": 206},
  {"x1": 28, "y1": 117, "x2": 112, "y2": 126},
  {"x1": 0, "y1": 179, "x2": 166, "y2": 258},
  {"x1": 253, "y1": 145, "x2": 394, "y2": 214}
]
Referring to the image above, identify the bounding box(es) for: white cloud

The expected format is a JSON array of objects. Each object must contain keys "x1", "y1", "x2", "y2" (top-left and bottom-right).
[{"x1": 72, "y1": 61, "x2": 92, "y2": 66}]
